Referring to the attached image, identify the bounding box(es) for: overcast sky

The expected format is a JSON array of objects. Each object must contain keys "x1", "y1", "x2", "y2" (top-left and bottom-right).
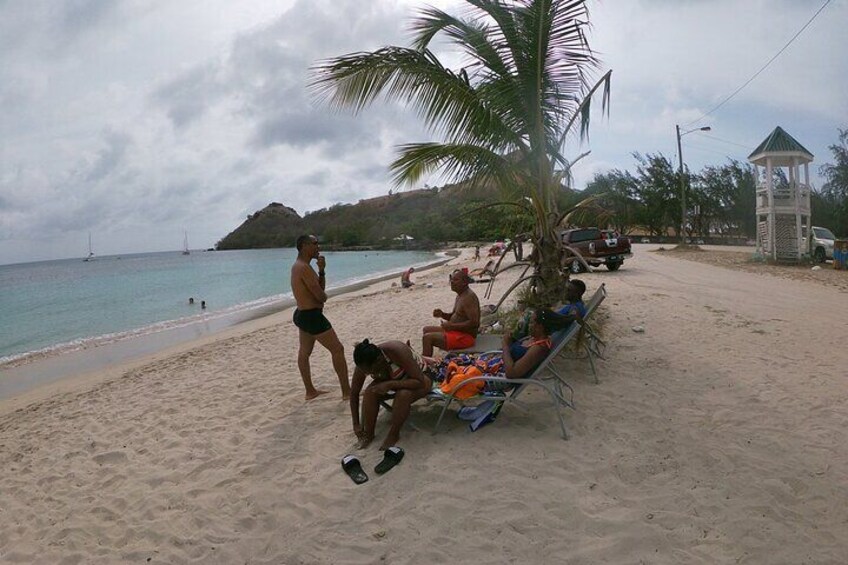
[{"x1": 1, "y1": 0, "x2": 845, "y2": 265}]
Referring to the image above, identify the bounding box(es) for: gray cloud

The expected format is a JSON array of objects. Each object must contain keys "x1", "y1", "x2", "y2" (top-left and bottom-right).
[
  {"x1": 153, "y1": 65, "x2": 224, "y2": 129},
  {"x1": 82, "y1": 130, "x2": 133, "y2": 183},
  {"x1": 56, "y1": 0, "x2": 121, "y2": 43}
]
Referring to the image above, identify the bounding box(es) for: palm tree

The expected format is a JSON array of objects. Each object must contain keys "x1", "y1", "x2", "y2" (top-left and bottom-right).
[{"x1": 311, "y1": 0, "x2": 610, "y2": 305}]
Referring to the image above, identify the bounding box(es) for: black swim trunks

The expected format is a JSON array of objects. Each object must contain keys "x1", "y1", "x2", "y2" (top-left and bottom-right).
[{"x1": 293, "y1": 308, "x2": 332, "y2": 335}]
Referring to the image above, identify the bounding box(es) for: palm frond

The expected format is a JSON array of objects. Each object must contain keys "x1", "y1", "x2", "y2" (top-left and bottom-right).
[
  {"x1": 556, "y1": 69, "x2": 611, "y2": 148},
  {"x1": 311, "y1": 47, "x2": 524, "y2": 151},
  {"x1": 389, "y1": 142, "x2": 515, "y2": 188},
  {"x1": 555, "y1": 193, "x2": 601, "y2": 227}
]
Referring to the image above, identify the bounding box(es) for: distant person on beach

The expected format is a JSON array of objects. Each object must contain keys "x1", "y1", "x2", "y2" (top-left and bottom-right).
[
  {"x1": 470, "y1": 259, "x2": 496, "y2": 279},
  {"x1": 513, "y1": 235, "x2": 525, "y2": 261},
  {"x1": 189, "y1": 297, "x2": 194, "y2": 305},
  {"x1": 291, "y1": 234, "x2": 351, "y2": 401},
  {"x1": 350, "y1": 339, "x2": 435, "y2": 450},
  {"x1": 422, "y1": 269, "x2": 480, "y2": 356},
  {"x1": 401, "y1": 267, "x2": 415, "y2": 288},
  {"x1": 474, "y1": 245, "x2": 481, "y2": 261},
  {"x1": 201, "y1": 300, "x2": 206, "y2": 309}
]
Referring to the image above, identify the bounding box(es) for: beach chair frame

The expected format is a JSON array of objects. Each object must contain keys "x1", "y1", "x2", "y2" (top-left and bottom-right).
[
  {"x1": 428, "y1": 319, "x2": 583, "y2": 439},
  {"x1": 382, "y1": 285, "x2": 607, "y2": 440},
  {"x1": 429, "y1": 283, "x2": 607, "y2": 439}
]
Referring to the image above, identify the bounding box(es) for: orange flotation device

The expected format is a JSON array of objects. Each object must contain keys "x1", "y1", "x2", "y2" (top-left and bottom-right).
[{"x1": 439, "y1": 363, "x2": 485, "y2": 400}]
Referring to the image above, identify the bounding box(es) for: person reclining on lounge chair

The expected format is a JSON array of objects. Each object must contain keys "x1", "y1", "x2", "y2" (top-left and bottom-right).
[
  {"x1": 350, "y1": 339, "x2": 436, "y2": 451},
  {"x1": 469, "y1": 259, "x2": 496, "y2": 278},
  {"x1": 501, "y1": 309, "x2": 574, "y2": 378}
]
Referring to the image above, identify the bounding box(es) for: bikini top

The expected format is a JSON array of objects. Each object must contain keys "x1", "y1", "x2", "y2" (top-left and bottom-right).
[
  {"x1": 383, "y1": 347, "x2": 428, "y2": 380},
  {"x1": 523, "y1": 337, "x2": 552, "y2": 348}
]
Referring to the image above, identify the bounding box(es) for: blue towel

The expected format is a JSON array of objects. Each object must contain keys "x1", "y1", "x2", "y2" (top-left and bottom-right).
[
  {"x1": 457, "y1": 400, "x2": 496, "y2": 422},
  {"x1": 469, "y1": 404, "x2": 498, "y2": 431}
]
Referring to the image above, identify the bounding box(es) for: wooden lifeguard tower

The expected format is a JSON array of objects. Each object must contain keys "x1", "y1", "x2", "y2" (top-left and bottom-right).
[{"x1": 748, "y1": 126, "x2": 814, "y2": 262}]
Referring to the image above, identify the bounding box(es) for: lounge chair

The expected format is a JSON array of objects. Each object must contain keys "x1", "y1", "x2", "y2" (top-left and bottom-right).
[
  {"x1": 425, "y1": 322, "x2": 583, "y2": 439},
  {"x1": 383, "y1": 285, "x2": 607, "y2": 439}
]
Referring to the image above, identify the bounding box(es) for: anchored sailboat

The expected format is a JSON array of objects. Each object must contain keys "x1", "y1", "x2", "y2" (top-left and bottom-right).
[
  {"x1": 182, "y1": 231, "x2": 190, "y2": 255},
  {"x1": 83, "y1": 232, "x2": 95, "y2": 262}
]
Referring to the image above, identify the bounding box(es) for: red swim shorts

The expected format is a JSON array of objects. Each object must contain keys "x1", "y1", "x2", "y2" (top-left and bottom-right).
[{"x1": 444, "y1": 330, "x2": 475, "y2": 350}]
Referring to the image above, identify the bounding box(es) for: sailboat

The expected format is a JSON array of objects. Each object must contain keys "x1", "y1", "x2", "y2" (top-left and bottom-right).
[
  {"x1": 182, "y1": 231, "x2": 190, "y2": 255},
  {"x1": 83, "y1": 232, "x2": 95, "y2": 262}
]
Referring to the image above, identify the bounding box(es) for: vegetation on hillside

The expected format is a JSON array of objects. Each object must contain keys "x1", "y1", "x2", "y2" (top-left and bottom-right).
[{"x1": 216, "y1": 183, "x2": 575, "y2": 250}]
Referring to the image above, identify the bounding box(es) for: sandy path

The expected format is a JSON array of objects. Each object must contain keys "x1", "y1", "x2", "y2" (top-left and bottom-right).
[{"x1": 1, "y1": 248, "x2": 846, "y2": 564}]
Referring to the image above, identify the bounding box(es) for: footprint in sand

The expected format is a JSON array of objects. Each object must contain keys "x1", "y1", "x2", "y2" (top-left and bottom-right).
[{"x1": 92, "y1": 451, "x2": 128, "y2": 465}]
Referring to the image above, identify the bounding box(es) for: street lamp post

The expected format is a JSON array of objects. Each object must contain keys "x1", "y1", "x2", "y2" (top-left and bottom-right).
[{"x1": 676, "y1": 124, "x2": 711, "y2": 245}]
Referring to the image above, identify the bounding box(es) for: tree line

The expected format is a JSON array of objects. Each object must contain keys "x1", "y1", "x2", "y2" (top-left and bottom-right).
[
  {"x1": 216, "y1": 128, "x2": 847, "y2": 250},
  {"x1": 580, "y1": 128, "x2": 848, "y2": 241}
]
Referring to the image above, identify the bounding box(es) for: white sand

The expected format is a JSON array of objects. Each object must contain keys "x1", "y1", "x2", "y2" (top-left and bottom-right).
[{"x1": 1, "y1": 248, "x2": 847, "y2": 564}]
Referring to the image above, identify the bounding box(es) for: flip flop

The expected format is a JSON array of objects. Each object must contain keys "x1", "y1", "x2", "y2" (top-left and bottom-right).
[
  {"x1": 374, "y1": 446, "x2": 405, "y2": 475},
  {"x1": 342, "y1": 455, "x2": 369, "y2": 485}
]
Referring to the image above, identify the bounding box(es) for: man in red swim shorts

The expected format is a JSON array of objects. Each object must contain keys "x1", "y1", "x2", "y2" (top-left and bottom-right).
[{"x1": 422, "y1": 269, "x2": 481, "y2": 356}]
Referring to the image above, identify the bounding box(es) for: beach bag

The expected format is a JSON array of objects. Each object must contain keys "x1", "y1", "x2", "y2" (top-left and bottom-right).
[{"x1": 439, "y1": 364, "x2": 485, "y2": 400}]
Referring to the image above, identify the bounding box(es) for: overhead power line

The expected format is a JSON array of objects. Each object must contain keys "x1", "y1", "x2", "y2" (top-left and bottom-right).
[
  {"x1": 697, "y1": 133, "x2": 753, "y2": 150},
  {"x1": 684, "y1": 144, "x2": 736, "y2": 158},
  {"x1": 684, "y1": 0, "x2": 832, "y2": 127}
]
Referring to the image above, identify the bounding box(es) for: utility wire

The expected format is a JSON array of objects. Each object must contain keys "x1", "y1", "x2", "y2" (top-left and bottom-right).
[
  {"x1": 683, "y1": 0, "x2": 832, "y2": 127},
  {"x1": 697, "y1": 133, "x2": 753, "y2": 150},
  {"x1": 684, "y1": 144, "x2": 736, "y2": 158}
]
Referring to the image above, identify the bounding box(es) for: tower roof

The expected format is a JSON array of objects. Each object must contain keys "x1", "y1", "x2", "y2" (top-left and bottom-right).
[{"x1": 748, "y1": 126, "x2": 813, "y2": 163}]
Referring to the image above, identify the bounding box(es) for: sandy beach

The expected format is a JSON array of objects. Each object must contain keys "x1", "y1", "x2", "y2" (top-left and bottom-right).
[{"x1": 2, "y1": 245, "x2": 847, "y2": 564}]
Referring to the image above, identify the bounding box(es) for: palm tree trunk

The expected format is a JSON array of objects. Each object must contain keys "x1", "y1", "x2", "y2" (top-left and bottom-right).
[{"x1": 532, "y1": 227, "x2": 567, "y2": 306}]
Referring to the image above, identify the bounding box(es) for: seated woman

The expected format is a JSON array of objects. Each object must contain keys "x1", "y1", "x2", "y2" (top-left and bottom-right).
[
  {"x1": 350, "y1": 340, "x2": 434, "y2": 450},
  {"x1": 500, "y1": 308, "x2": 570, "y2": 379}
]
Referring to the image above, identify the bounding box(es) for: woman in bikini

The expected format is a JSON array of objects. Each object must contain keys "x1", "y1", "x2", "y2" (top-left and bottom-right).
[
  {"x1": 500, "y1": 309, "x2": 570, "y2": 379},
  {"x1": 350, "y1": 340, "x2": 434, "y2": 450}
]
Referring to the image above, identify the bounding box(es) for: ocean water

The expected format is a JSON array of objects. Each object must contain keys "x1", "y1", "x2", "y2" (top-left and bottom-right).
[{"x1": 0, "y1": 248, "x2": 438, "y2": 363}]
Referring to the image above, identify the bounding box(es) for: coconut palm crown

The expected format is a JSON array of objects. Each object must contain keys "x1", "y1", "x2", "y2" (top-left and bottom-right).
[{"x1": 311, "y1": 0, "x2": 611, "y2": 305}]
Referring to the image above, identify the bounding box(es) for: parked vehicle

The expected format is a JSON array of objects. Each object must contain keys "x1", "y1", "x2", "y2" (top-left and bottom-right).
[
  {"x1": 809, "y1": 226, "x2": 837, "y2": 263},
  {"x1": 561, "y1": 227, "x2": 632, "y2": 272}
]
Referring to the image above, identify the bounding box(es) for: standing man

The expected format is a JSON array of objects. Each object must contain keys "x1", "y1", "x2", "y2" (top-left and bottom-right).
[
  {"x1": 422, "y1": 269, "x2": 481, "y2": 356},
  {"x1": 290, "y1": 235, "x2": 350, "y2": 401}
]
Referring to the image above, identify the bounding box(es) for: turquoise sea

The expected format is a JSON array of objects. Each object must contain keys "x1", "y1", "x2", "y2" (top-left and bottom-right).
[{"x1": 0, "y1": 248, "x2": 439, "y2": 364}]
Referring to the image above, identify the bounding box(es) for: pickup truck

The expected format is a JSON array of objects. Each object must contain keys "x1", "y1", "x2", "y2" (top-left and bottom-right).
[
  {"x1": 561, "y1": 227, "x2": 632, "y2": 272},
  {"x1": 809, "y1": 226, "x2": 837, "y2": 263}
]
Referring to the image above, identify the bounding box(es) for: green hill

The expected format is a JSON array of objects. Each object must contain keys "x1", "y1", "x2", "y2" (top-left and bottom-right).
[{"x1": 216, "y1": 182, "x2": 555, "y2": 250}]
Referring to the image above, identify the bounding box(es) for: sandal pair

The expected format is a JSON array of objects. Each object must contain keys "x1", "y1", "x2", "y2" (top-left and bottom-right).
[{"x1": 341, "y1": 447, "x2": 405, "y2": 485}]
